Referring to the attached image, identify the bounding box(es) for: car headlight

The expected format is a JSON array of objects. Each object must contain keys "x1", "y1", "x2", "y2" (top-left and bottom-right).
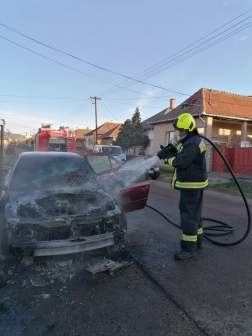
[{"x1": 155, "y1": 167, "x2": 159, "y2": 171}]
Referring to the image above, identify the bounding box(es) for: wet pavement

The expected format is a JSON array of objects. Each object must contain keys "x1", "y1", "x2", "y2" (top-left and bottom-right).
[
  {"x1": 126, "y1": 180, "x2": 252, "y2": 336},
  {"x1": 0, "y1": 177, "x2": 251, "y2": 335}
]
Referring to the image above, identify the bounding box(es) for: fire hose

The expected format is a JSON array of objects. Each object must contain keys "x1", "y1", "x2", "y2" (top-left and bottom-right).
[{"x1": 146, "y1": 135, "x2": 251, "y2": 246}]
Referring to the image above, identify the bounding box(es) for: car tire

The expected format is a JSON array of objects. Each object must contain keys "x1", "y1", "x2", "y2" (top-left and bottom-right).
[{"x1": 151, "y1": 174, "x2": 159, "y2": 180}]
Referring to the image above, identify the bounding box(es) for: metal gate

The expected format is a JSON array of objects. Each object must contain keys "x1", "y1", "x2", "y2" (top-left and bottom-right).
[{"x1": 212, "y1": 147, "x2": 252, "y2": 175}]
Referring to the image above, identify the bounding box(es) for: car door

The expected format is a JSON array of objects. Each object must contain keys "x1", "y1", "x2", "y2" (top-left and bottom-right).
[
  {"x1": 116, "y1": 157, "x2": 150, "y2": 213},
  {"x1": 84, "y1": 154, "x2": 150, "y2": 213}
]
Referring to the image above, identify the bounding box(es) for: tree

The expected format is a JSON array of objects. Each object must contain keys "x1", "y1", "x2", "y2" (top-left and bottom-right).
[
  {"x1": 113, "y1": 108, "x2": 149, "y2": 151},
  {"x1": 131, "y1": 107, "x2": 141, "y2": 126}
]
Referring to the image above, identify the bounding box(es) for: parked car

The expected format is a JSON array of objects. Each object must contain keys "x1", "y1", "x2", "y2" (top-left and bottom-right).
[
  {"x1": 148, "y1": 165, "x2": 160, "y2": 180},
  {"x1": 238, "y1": 141, "x2": 252, "y2": 148},
  {"x1": 0, "y1": 152, "x2": 149, "y2": 257},
  {"x1": 117, "y1": 154, "x2": 160, "y2": 180},
  {"x1": 84, "y1": 153, "x2": 150, "y2": 213},
  {"x1": 116, "y1": 153, "x2": 140, "y2": 163}
]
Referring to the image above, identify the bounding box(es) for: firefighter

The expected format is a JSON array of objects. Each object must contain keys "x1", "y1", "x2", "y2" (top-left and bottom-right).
[{"x1": 158, "y1": 113, "x2": 208, "y2": 260}]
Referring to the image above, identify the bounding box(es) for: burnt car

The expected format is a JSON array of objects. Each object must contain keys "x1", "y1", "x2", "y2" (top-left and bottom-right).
[{"x1": 0, "y1": 152, "x2": 133, "y2": 257}]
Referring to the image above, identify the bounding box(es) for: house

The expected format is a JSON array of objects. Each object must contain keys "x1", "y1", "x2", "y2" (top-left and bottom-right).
[
  {"x1": 85, "y1": 122, "x2": 122, "y2": 152},
  {"x1": 141, "y1": 99, "x2": 175, "y2": 156},
  {"x1": 150, "y1": 88, "x2": 252, "y2": 171},
  {"x1": 75, "y1": 127, "x2": 92, "y2": 148},
  {"x1": 99, "y1": 124, "x2": 122, "y2": 145}
]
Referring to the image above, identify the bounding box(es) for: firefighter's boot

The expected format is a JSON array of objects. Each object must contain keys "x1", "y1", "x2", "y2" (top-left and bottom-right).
[{"x1": 174, "y1": 249, "x2": 196, "y2": 260}]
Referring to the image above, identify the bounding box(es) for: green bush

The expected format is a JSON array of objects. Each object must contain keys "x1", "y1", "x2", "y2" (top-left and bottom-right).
[{"x1": 5, "y1": 145, "x2": 15, "y2": 155}]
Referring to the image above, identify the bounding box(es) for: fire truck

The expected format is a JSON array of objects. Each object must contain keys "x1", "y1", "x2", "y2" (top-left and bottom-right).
[{"x1": 34, "y1": 124, "x2": 76, "y2": 153}]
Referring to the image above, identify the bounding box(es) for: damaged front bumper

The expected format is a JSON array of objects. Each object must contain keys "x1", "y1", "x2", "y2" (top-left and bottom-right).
[{"x1": 11, "y1": 231, "x2": 125, "y2": 257}]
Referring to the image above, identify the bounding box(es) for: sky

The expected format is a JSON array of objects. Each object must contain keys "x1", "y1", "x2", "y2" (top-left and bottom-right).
[{"x1": 0, "y1": 0, "x2": 251, "y2": 135}]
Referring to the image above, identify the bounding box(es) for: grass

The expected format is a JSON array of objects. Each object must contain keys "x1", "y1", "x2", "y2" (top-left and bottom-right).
[
  {"x1": 212, "y1": 179, "x2": 252, "y2": 194},
  {"x1": 159, "y1": 167, "x2": 174, "y2": 175}
]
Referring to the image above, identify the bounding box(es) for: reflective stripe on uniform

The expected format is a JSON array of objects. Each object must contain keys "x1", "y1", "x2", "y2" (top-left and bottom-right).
[
  {"x1": 182, "y1": 234, "x2": 197, "y2": 242},
  {"x1": 172, "y1": 168, "x2": 177, "y2": 188},
  {"x1": 175, "y1": 179, "x2": 208, "y2": 189},
  {"x1": 168, "y1": 156, "x2": 176, "y2": 166},
  {"x1": 199, "y1": 140, "x2": 206, "y2": 153},
  {"x1": 178, "y1": 144, "x2": 183, "y2": 153},
  {"x1": 198, "y1": 228, "x2": 203, "y2": 234}
]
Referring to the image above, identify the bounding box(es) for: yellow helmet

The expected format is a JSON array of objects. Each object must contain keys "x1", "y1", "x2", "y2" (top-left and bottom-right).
[{"x1": 173, "y1": 113, "x2": 196, "y2": 132}]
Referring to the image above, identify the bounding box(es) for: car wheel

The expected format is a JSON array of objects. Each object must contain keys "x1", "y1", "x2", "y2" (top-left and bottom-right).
[{"x1": 152, "y1": 175, "x2": 159, "y2": 180}]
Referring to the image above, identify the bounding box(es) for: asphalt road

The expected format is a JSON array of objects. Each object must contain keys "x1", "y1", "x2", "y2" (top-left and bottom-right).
[
  {"x1": 0, "y1": 178, "x2": 251, "y2": 335},
  {"x1": 126, "y1": 180, "x2": 252, "y2": 336}
]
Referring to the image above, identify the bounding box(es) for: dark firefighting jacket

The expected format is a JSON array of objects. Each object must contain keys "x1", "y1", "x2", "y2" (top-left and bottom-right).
[{"x1": 165, "y1": 129, "x2": 208, "y2": 191}]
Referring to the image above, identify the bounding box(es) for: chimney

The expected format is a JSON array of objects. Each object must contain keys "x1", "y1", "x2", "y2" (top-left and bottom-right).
[{"x1": 170, "y1": 99, "x2": 175, "y2": 109}]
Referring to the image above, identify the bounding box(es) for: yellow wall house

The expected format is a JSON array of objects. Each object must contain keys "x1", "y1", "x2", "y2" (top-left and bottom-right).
[{"x1": 150, "y1": 88, "x2": 252, "y2": 172}]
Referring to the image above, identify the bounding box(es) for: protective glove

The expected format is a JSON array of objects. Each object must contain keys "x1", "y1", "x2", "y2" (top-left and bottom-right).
[
  {"x1": 157, "y1": 144, "x2": 177, "y2": 160},
  {"x1": 164, "y1": 152, "x2": 177, "y2": 164}
]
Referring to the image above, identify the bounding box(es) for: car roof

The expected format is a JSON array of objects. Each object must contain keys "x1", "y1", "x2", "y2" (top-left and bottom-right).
[
  {"x1": 20, "y1": 152, "x2": 83, "y2": 159},
  {"x1": 126, "y1": 154, "x2": 140, "y2": 157}
]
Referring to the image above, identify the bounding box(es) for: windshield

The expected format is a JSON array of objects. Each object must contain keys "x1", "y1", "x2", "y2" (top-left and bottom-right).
[
  {"x1": 10, "y1": 157, "x2": 100, "y2": 192},
  {"x1": 102, "y1": 147, "x2": 122, "y2": 155}
]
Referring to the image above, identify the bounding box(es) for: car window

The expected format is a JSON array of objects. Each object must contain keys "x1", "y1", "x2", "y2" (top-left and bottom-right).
[
  {"x1": 9, "y1": 157, "x2": 99, "y2": 191},
  {"x1": 102, "y1": 147, "x2": 122, "y2": 155},
  {"x1": 117, "y1": 154, "x2": 126, "y2": 162},
  {"x1": 86, "y1": 155, "x2": 112, "y2": 173},
  {"x1": 109, "y1": 157, "x2": 120, "y2": 169}
]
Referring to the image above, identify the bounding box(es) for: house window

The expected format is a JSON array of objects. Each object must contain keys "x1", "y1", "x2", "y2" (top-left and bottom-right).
[{"x1": 166, "y1": 131, "x2": 178, "y2": 145}]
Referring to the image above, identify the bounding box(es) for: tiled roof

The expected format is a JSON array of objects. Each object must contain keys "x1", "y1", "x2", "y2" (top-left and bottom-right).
[
  {"x1": 141, "y1": 108, "x2": 172, "y2": 130},
  {"x1": 100, "y1": 124, "x2": 122, "y2": 139},
  {"x1": 85, "y1": 122, "x2": 122, "y2": 136},
  {"x1": 75, "y1": 128, "x2": 92, "y2": 139},
  {"x1": 151, "y1": 88, "x2": 252, "y2": 124}
]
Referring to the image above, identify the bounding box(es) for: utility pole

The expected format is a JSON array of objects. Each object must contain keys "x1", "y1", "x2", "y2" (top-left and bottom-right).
[
  {"x1": 90, "y1": 97, "x2": 101, "y2": 145},
  {"x1": 1, "y1": 119, "x2": 5, "y2": 158},
  {"x1": 0, "y1": 119, "x2": 5, "y2": 182}
]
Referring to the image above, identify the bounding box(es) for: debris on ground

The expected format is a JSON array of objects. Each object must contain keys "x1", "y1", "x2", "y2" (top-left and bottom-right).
[
  {"x1": 86, "y1": 259, "x2": 133, "y2": 275},
  {"x1": 33, "y1": 294, "x2": 51, "y2": 299},
  {"x1": 21, "y1": 256, "x2": 34, "y2": 266},
  {"x1": 31, "y1": 280, "x2": 46, "y2": 287}
]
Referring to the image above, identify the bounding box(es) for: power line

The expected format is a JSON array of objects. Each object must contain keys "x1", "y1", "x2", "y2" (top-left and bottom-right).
[
  {"x1": 102, "y1": 99, "x2": 164, "y2": 109},
  {"x1": 0, "y1": 100, "x2": 77, "y2": 104},
  {"x1": 90, "y1": 10, "x2": 252, "y2": 98},
  {"x1": 101, "y1": 100, "x2": 120, "y2": 122},
  {"x1": 0, "y1": 35, "x2": 177, "y2": 102},
  {"x1": 97, "y1": 17, "x2": 252, "y2": 98},
  {"x1": 1, "y1": 9, "x2": 251, "y2": 97},
  {"x1": 0, "y1": 94, "x2": 88, "y2": 101},
  {"x1": 59, "y1": 101, "x2": 92, "y2": 121}
]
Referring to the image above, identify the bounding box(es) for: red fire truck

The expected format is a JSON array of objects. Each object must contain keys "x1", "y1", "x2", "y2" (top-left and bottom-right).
[{"x1": 34, "y1": 125, "x2": 76, "y2": 153}]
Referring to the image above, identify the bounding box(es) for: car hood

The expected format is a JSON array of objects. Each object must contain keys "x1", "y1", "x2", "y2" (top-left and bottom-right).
[{"x1": 6, "y1": 188, "x2": 120, "y2": 228}]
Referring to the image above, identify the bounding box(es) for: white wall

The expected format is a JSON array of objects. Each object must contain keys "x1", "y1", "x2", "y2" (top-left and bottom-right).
[
  {"x1": 144, "y1": 129, "x2": 154, "y2": 156},
  {"x1": 86, "y1": 134, "x2": 94, "y2": 151}
]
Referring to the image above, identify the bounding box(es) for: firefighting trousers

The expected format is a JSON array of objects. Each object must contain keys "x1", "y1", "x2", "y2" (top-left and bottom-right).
[{"x1": 179, "y1": 190, "x2": 203, "y2": 252}]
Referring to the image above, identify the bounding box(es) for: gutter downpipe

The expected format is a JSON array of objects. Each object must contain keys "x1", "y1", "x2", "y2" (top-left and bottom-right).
[{"x1": 199, "y1": 114, "x2": 206, "y2": 137}]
